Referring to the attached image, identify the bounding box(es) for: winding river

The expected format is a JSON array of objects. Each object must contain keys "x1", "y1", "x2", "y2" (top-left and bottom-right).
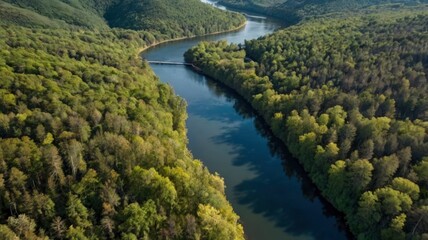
[{"x1": 142, "y1": 1, "x2": 350, "y2": 239}]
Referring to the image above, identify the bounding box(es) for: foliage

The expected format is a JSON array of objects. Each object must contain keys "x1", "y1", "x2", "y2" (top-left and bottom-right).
[
  {"x1": 0, "y1": 0, "x2": 113, "y2": 28},
  {"x1": 0, "y1": 0, "x2": 245, "y2": 38},
  {"x1": 105, "y1": 0, "x2": 246, "y2": 38},
  {"x1": 219, "y1": 0, "x2": 428, "y2": 23}
]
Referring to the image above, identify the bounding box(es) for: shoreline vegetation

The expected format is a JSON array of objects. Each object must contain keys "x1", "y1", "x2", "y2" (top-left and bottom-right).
[
  {"x1": 135, "y1": 21, "x2": 247, "y2": 58},
  {"x1": 185, "y1": 7, "x2": 428, "y2": 239},
  {"x1": 218, "y1": 0, "x2": 300, "y2": 24}
]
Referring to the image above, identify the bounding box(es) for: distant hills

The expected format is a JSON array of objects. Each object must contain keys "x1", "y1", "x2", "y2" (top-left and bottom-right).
[
  {"x1": 219, "y1": 0, "x2": 428, "y2": 22},
  {"x1": 0, "y1": 0, "x2": 245, "y2": 37},
  {"x1": 0, "y1": 0, "x2": 112, "y2": 28},
  {"x1": 104, "y1": 0, "x2": 244, "y2": 37}
]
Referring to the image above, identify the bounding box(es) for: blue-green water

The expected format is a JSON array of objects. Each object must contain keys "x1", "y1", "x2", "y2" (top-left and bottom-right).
[{"x1": 142, "y1": 3, "x2": 351, "y2": 239}]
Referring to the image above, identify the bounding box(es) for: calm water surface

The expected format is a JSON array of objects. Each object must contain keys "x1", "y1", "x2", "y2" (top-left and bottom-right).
[{"x1": 142, "y1": 2, "x2": 350, "y2": 239}]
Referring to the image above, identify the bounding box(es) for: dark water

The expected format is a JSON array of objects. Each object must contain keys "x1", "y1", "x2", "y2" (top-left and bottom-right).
[{"x1": 142, "y1": 2, "x2": 350, "y2": 239}]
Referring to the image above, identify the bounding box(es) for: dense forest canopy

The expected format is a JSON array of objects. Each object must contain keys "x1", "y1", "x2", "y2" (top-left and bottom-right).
[
  {"x1": 0, "y1": 0, "x2": 245, "y2": 37},
  {"x1": 105, "y1": 0, "x2": 245, "y2": 38},
  {"x1": 0, "y1": 0, "x2": 247, "y2": 239},
  {"x1": 185, "y1": 7, "x2": 428, "y2": 239},
  {"x1": 0, "y1": 0, "x2": 114, "y2": 28},
  {"x1": 219, "y1": 0, "x2": 428, "y2": 23}
]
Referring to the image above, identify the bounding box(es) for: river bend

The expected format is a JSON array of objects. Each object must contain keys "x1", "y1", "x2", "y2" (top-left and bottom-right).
[{"x1": 142, "y1": 2, "x2": 350, "y2": 239}]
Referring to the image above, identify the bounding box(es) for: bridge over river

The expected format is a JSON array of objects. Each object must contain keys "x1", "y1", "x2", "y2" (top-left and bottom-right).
[
  {"x1": 147, "y1": 60, "x2": 201, "y2": 71},
  {"x1": 147, "y1": 60, "x2": 192, "y2": 66}
]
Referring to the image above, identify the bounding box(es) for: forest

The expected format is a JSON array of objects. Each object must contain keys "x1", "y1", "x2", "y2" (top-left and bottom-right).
[
  {"x1": 0, "y1": 0, "x2": 245, "y2": 37},
  {"x1": 0, "y1": 0, "x2": 247, "y2": 239},
  {"x1": 105, "y1": 0, "x2": 246, "y2": 38},
  {"x1": 219, "y1": 0, "x2": 428, "y2": 23},
  {"x1": 185, "y1": 7, "x2": 428, "y2": 239}
]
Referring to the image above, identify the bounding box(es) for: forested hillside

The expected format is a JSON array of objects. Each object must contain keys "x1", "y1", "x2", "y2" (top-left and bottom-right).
[
  {"x1": 0, "y1": 0, "x2": 113, "y2": 28},
  {"x1": 0, "y1": 0, "x2": 247, "y2": 239},
  {"x1": 185, "y1": 8, "x2": 428, "y2": 239},
  {"x1": 220, "y1": 0, "x2": 428, "y2": 22},
  {"x1": 105, "y1": 0, "x2": 245, "y2": 38},
  {"x1": 0, "y1": 0, "x2": 245, "y2": 37}
]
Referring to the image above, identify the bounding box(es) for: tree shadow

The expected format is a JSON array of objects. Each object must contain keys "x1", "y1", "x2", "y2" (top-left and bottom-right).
[{"x1": 195, "y1": 76, "x2": 354, "y2": 239}]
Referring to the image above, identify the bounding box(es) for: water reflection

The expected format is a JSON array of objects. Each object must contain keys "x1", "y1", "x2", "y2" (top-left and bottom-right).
[{"x1": 197, "y1": 75, "x2": 352, "y2": 240}]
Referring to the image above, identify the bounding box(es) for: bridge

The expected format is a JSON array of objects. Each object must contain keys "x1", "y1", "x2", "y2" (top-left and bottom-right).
[
  {"x1": 147, "y1": 60, "x2": 193, "y2": 66},
  {"x1": 146, "y1": 60, "x2": 202, "y2": 72}
]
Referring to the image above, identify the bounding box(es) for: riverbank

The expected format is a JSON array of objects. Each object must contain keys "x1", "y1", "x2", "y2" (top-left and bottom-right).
[
  {"x1": 135, "y1": 21, "x2": 247, "y2": 58},
  {"x1": 184, "y1": 45, "x2": 354, "y2": 238},
  {"x1": 144, "y1": 14, "x2": 351, "y2": 238},
  {"x1": 218, "y1": 0, "x2": 300, "y2": 24}
]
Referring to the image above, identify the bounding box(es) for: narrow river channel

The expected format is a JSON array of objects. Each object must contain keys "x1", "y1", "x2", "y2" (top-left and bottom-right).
[{"x1": 142, "y1": 1, "x2": 350, "y2": 239}]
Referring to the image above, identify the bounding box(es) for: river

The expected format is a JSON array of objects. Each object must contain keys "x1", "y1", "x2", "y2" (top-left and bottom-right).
[{"x1": 142, "y1": 1, "x2": 350, "y2": 239}]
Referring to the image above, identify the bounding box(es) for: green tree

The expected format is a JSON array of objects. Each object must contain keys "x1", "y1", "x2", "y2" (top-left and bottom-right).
[
  {"x1": 128, "y1": 167, "x2": 177, "y2": 208},
  {"x1": 118, "y1": 200, "x2": 160, "y2": 239},
  {"x1": 66, "y1": 194, "x2": 91, "y2": 230},
  {"x1": 197, "y1": 204, "x2": 244, "y2": 240},
  {"x1": 391, "y1": 177, "x2": 419, "y2": 201},
  {"x1": 0, "y1": 225, "x2": 18, "y2": 240}
]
